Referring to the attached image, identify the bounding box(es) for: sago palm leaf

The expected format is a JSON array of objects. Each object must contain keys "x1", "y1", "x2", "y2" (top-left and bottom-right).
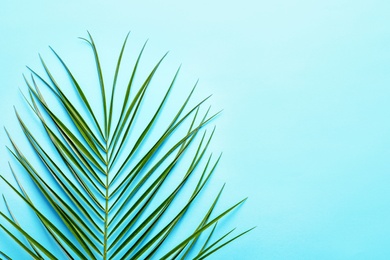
[{"x1": 0, "y1": 33, "x2": 253, "y2": 259}]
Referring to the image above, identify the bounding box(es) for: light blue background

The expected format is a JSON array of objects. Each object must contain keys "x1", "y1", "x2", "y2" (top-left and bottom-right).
[{"x1": 1, "y1": 0, "x2": 390, "y2": 259}]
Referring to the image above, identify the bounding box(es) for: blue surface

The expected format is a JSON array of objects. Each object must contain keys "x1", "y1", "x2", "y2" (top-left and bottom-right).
[{"x1": 1, "y1": 0, "x2": 390, "y2": 259}]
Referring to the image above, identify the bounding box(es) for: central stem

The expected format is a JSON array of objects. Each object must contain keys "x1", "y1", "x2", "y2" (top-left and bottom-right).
[{"x1": 103, "y1": 145, "x2": 109, "y2": 260}]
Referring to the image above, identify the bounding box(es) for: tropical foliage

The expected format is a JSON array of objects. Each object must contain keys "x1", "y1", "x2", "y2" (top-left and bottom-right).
[{"x1": 0, "y1": 33, "x2": 252, "y2": 259}]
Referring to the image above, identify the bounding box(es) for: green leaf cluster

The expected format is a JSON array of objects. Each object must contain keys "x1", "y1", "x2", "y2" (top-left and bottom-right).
[{"x1": 0, "y1": 33, "x2": 253, "y2": 259}]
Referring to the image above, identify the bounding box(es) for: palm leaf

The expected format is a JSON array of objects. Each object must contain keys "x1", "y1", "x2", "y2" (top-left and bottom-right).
[{"x1": 0, "y1": 33, "x2": 252, "y2": 259}]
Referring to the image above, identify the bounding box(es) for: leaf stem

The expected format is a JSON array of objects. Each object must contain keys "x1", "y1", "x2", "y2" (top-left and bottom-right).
[{"x1": 103, "y1": 144, "x2": 109, "y2": 259}]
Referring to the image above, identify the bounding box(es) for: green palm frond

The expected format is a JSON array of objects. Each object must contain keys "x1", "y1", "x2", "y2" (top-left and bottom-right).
[{"x1": 0, "y1": 33, "x2": 253, "y2": 259}]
